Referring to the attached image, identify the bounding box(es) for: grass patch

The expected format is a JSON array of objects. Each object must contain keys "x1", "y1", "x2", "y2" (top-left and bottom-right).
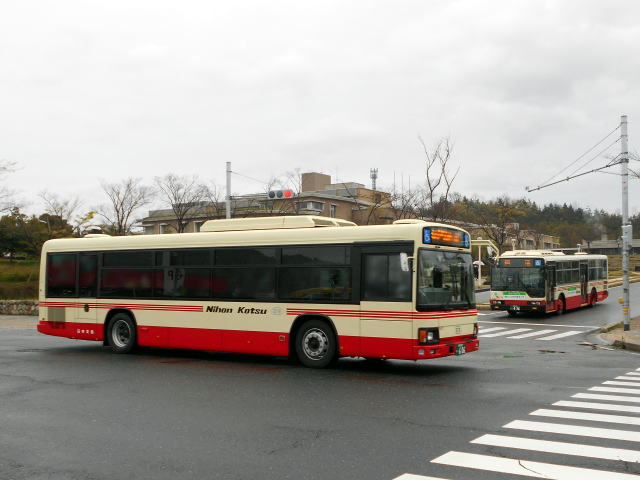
[
  {"x1": 0, "y1": 258, "x2": 39, "y2": 283},
  {"x1": 0, "y1": 281, "x2": 38, "y2": 300}
]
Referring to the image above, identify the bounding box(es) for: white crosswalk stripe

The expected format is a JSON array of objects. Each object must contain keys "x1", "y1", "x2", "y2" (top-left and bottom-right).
[
  {"x1": 504, "y1": 419, "x2": 640, "y2": 442},
  {"x1": 477, "y1": 326, "x2": 506, "y2": 334},
  {"x1": 480, "y1": 328, "x2": 531, "y2": 338},
  {"x1": 478, "y1": 326, "x2": 584, "y2": 341},
  {"x1": 604, "y1": 380, "x2": 640, "y2": 387},
  {"x1": 508, "y1": 328, "x2": 557, "y2": 339},
  {"x1": 590, "y1": 386, "x2": 640, "y2": 395},
  {"x1": 392, "y1": 366, "x2": 640, "y2": 480},
  {"x1": 432, "y1": 451, "x2": 640, "y2": 479},
  {"x1": 553, "y1": 400, "x2": 640, "y2": 413},
  {"x1": 530, "y1": 408, "x2": 640, "y2": 426},
  {"x1": 536, "y1": 330, "x2": 584, "y2": 340},
  {"x1": 472, "y1": 433, "x2": 640, "y2": 463},
  {"x1": 574, "y1": 392, "x2": 640, "y2": 403},
  {"x1": 392, "y1": 475, "x2": 449, "y2": 480}
]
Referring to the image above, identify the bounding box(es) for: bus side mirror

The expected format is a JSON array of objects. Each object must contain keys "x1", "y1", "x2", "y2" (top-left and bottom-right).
[{"x1": 400, "y1": 252, "x2": 411, "y2": 272}]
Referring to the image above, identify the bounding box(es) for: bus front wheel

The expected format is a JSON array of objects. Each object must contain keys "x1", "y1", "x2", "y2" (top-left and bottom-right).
[
  {"x1": 107, "y1": 313, "x2": 137, "y2": 354},
  {"x1": 295, "y1": 320, "x2": 337, "y2": 368}
]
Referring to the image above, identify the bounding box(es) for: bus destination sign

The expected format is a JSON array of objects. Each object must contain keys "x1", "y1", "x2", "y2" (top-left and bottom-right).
[
  {"x1": 423, "y1": 227, "x2": 470, "y2": 248},
  {"x1": 499, "y1": 258, "x2": 545, "y2": 267}
]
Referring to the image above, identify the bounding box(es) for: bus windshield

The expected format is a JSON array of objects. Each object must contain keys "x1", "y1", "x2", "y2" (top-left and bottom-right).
[
  {"x1": 492, "y1": 264, "x2": 545, "y2": 298},
  {"x1": 417, "y1": 249, "x2": 475, "y2": 311}
]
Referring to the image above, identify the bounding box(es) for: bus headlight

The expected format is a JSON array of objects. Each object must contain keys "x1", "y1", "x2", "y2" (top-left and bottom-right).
[{"x1": 418, "y1": 328, "x2": 439, "y2": 345}]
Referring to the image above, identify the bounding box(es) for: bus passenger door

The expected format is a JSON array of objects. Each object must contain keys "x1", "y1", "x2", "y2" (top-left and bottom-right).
[
  {"x1": 580, "y1": 262, "x2": 589, "y2": 302},
  {"x1": 545, "y1": 264, "x2": 556, "y2": 312},
  {"x1": 359, "y1": 247, "x2": 413, "y2": 359}
]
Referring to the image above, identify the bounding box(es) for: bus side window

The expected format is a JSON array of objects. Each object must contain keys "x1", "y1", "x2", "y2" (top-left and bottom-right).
[
  {"x1": 78, "y1": 254, "x2": 97, "y2": 297},
  {"x1": 47, "y1": 253, "x2": 77, "y2": 297},
  {"x1": 362, "y1": 252, "x2": 411, "y2": 302}
]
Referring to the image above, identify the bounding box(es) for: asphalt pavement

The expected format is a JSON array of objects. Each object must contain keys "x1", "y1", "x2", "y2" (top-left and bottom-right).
[{"x1": 2, "y1": 301, "x2": 640, "y2": 480}]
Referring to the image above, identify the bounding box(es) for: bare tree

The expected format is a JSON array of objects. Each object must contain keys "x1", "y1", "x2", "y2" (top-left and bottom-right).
[
  {"x1": 466, "y1": 196, "x2": 524, "y2": 253},
  {"x1": 39, "y1": 190, "x2": 82, "y2": 230},
  {"x1": 155, "y1": 174, "x2": 207, "y2": 233},
  {"x1": 415, "y1": 137, "x2": 459, "y2": 221},
  {"x1": 0, "y1": 160, "x2": 18, "y2": 213},
  {"x1": 96, "y1": 178, "x2": 154, "y2": 236},
  {"x1": 391, "y1": 189, "x2": 419, "y2": 221},
  {"x1": 202, "y1": 182, "x2": 227, "y2": 218}
]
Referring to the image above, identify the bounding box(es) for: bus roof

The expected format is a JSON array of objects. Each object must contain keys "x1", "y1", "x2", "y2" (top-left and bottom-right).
[
  {"x1": 42, "y1": 216, "x2": 471, "y2": 253},
  {"x1": 499, "y1": 250, "x2": 608, "y2": 261}
]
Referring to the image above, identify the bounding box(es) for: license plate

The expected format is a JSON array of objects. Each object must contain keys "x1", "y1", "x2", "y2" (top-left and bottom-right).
[
  {"x1": 455, "y1": 344, "x2": 466, "y2": 356},
  {"x1": 510, "y1": 305, "x2": 520, "y2": 311}
]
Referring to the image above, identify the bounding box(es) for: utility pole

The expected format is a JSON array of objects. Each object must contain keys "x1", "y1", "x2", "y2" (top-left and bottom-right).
[
  {"x1": 226, "y1": 161, "x2": 231, "y2": 219},
  {"x1": 621, "y1": 115, "x2": 631, "y2": 330}
]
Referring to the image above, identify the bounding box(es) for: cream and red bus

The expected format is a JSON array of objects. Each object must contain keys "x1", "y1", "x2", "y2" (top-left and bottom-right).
[
  {"x1": 490, "y1": 250, "x2": 608, "y2": 316},
  {"x1": 38, "y1": 216, "x2": 479, "y2": 368}
]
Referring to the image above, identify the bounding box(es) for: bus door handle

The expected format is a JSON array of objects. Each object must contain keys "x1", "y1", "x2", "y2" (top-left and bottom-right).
[{"x1": 84, "y1": 304, "x2": 90, "y2": 312}]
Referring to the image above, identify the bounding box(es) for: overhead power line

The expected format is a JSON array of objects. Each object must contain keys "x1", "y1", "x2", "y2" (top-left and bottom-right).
[
  {"x1": 565, "y1": 137, "x2": 622, "y2": 178},
  {"x1": 526, "y1": 160, "x2": 623, "y2": 192},
  {"x1": 536, "y1": 124, "x2": 621, "y2": 188},
  {"x1": 231, "y1": 170, "x2": 269, "y2": 186}
]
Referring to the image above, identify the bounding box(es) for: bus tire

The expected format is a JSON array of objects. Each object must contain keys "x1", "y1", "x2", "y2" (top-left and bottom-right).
[
  {"x1": 295, "y1": 319, "x2": 337, "y2": 368},
  {"x1": 107, "y1": 313, "x2": 137, "y2": 354},
  {"x1": 557, "y1": 296, "x2": 566, "y2": 315}
]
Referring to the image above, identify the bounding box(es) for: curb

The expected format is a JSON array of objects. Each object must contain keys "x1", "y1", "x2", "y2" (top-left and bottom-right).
[{"x1": 600, "y1": 321, "x2": 624, "y2": 333}]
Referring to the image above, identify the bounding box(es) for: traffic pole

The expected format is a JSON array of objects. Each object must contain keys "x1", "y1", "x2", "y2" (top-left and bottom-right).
[
  {"x1": 620, "y1": 115, "x2": 631, "y2": 331},
  {"x1": 226, "y1": 161, "x2": 231, "y2": 219}
]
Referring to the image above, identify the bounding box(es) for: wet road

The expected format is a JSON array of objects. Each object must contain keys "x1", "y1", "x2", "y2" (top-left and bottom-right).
[{"x1": 1, "y1": 306, "x2": 639, "y2": 480}]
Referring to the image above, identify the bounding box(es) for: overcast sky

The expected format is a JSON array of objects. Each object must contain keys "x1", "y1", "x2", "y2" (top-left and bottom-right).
[{"x1": 2, "y1": 0, "x2": 639, "y2": 218}]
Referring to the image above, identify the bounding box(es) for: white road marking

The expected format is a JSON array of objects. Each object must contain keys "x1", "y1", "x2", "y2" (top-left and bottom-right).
[
  {"x1": 616, "y1": 376, "x2": 640, "y2": 381},
  {"x1": 508, "y1": 329, "x2": 557, "y2": 339},
  {"x1": 392, "y1": 475, "x2": 450, "y2": 480},
  {"x1": 574, "y1": 392, "x2": 640, "y2": 404},
  {"x1": 536, "y1": 330, "x2": 584, "y2": 340},
  {"x1": 472, "y1": 433, "x2": 640, "y2": 463},
  {"x1": 590, "y1": 386, "x2": 640, "y2": 395},
  {"x1": 624, "y1": 372, "x2": 640, "y2": 376},
  {"x1": 481, "y1": 328, "x2": 532, "y2": 338},
  {"x1": 554, "y1": 400, "x2": 640, "y2": 413},
  {"x1": 530, "y1": 408, "x2": 640, "y2": 426},
  {"x1": 431, "y1": 451, "x2": 639, "y2": 479},
  {"x1": 476, "y1": 326, "x2": 506, "y2": 334},
  {"x1": 479, "y1": 320, "x2": 595, "y2": 328},
  {"x1": 605, "y1": 380, "x2": 640, "y2": 387},
  {"x1": 504, "y1": 419, "x2": 640, "y2": 442}
]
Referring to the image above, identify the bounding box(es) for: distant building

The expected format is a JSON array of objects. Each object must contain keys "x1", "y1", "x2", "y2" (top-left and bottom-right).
[
  {"x1": 140, "y1": 172, "x2": 396, "y2": 234},
  {"x1": 139, "y1": 172, "x2": 560, "y2": 251}
]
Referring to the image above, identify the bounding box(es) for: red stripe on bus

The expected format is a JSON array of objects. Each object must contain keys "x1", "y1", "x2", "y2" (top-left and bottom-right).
[
  {"x1": 37, "y1": 321, "x2": 477, "y2": 361},
  {"x1": 39, "y1": 301, "x2": 203, "y2": 312}
]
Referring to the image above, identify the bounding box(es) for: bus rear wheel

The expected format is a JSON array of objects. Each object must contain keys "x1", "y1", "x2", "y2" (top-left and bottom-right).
[
  {"x1": 107, "y1": 313, "x2": 137, "y2": 354},
  {"x1": 295, "y1": 320, "x2": 337, "y2": 368}
]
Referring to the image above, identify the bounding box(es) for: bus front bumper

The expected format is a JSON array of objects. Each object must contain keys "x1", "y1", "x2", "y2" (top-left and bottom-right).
[
  {"x1": 491, "y1": 301, "x2": 545, "y2": 313},
  {"x1": 413, "y1": 335, "x2": 479, "y2": 359}
]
